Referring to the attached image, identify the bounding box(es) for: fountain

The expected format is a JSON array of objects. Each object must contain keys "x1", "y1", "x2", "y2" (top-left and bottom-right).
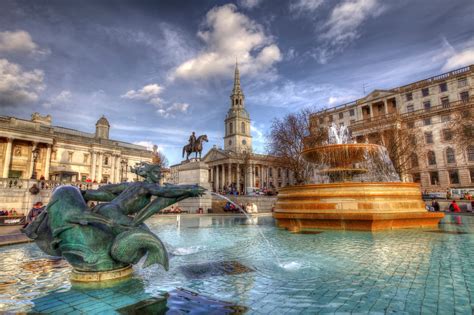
[{"x1": 273, "y1": 123, "x2": 444, "y2": 232}]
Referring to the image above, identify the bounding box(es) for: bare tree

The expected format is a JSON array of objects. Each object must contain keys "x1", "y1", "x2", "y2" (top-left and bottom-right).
[
  {"x1": 450, "y1": 103, "x2": 474, "y2": 149},
  {"x1": 267, "y1": 108, "x2": 323, "y2": 184},
  {"x1": 152, "y1": 145, "x2": 169, "y2": 168}
]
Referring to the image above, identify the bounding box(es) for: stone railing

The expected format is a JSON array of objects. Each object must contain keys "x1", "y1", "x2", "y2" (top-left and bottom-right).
[{"x1": 0, "y1": 178, "x2": 104, "y2": 191}]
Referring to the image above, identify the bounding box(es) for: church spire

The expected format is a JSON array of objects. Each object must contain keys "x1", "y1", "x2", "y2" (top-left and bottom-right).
[{"x1": 232, "y1": 60, "x2": 243, "y2": 97}]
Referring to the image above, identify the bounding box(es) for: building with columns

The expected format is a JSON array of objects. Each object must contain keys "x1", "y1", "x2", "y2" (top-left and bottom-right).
[
  {"x1": 0, "y1": 113, "x2": 152, "y2": 183},
  {"x1": 309, "y1": 65, "x2": 474, "y2": 193},
  {"x1": 199, "y1": 63, "x2": 294, "y2": 194}
]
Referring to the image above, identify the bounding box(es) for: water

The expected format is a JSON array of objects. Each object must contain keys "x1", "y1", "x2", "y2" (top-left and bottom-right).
[
  {"x1": 327, "y1": 122, "x2": 352, "y2": 145},
  {"x1": 2, "y1": 214, "x2": 474, "y2": 314},
  {"x1": 210, "y1": 192, "x2": 283, "y2": 266}
]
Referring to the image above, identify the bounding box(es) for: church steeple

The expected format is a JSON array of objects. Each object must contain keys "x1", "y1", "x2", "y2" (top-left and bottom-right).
[{"x1": 230, "y1": 61, "x2": 244, "y2": 107}]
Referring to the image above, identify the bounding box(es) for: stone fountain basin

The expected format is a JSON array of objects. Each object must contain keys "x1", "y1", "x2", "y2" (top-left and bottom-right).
[
  {"x1": 301, "y1": 143, "x2": 381, "y2": 166},
  {"x1": 273, "y1": 182, "x2": 444, "y2": 231}
]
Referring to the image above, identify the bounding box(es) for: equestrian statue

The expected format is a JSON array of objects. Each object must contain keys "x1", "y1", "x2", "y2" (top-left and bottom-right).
[
  {"x1": 182, "y1": 132, "x2": 208, "y2": 161},
  {"x1": 23, "y1": 162, "x2": 206, "y2": 281}
]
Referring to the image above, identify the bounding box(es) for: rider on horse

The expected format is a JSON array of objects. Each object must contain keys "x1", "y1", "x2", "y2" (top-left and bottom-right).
[{"x1": 189, "y1": 132, "x2": 196, "y2": 151}]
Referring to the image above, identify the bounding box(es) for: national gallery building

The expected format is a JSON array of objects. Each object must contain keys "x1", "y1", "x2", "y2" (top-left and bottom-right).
[{"x1": 0, "y1": 113, "x2": 152, "y2": 183}]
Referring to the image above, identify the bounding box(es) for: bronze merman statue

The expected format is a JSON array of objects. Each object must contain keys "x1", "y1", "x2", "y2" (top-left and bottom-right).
[{"x1": 23, "y1": 162, "x2": 205, "y2": 280}]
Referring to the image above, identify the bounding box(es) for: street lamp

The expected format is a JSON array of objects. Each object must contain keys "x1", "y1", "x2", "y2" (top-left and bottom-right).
[{"x1": 31, "y1": 147, "x2": 40, "y2": 179}]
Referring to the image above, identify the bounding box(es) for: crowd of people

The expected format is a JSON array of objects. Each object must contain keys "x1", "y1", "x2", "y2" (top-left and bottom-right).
[{"x1": 0, "y1": 209, "x2": 19, "y2": 216}]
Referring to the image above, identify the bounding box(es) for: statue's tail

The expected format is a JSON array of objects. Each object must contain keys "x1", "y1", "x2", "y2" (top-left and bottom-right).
[
  {"x1": 182, "y1": 146, "x2": 185, "y2": 158},
  {"x1": 111, "y1": 229, "x2": 169, "y2": 270}
]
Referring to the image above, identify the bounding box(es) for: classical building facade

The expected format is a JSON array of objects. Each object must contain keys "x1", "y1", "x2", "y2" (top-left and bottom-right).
[
  {"x1": 309, "y1": 65, "x2": 474, "y2": 193},
  {"x1": 200, "y1": 63, "x2": 294, "y2": 194},
  {"x1": 0, "y1": 113, "x2": 152, "y2": 183}
]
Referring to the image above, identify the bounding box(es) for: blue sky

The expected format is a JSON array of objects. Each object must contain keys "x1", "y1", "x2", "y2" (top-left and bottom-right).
[{"x1": 1, "y1": 0, "x2": 473, "y2": 164}]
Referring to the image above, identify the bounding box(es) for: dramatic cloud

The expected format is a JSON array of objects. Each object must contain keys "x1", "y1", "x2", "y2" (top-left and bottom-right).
[
  {"x1": 315, "y1": 0, "x2": 385, "y2": 63},
  {"x1": 0, "y1": 58, "x2": 45, "y2": 106},
  {"x1": 0, "y1": 30, "x2": 48, "y2": 56},
  {"x1": 441, "y1": 46, "x2": 474, "y2": 71},
  {"x1": 239, "y1": 0, "x2": 263, "y2": 9},
  {"x1": 43, "y1": 90, "x2": 72, "y2": 108},
  {"x1": 121, "y1": 84, "x2": 164, "y2": 106},
  {"x1": 290, "y1": 0, "x2": 324, "y2": 15},
  {"x1": 157, "y1": 102, "x2": 190, "y2": 118},
  {"x1": 171, "y1": 4, "x2": 282, "y2": 80}
]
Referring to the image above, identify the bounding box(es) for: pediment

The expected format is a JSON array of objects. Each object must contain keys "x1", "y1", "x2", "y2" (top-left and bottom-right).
[
  {"x1": 202, "y1": 148, "x2": 230, "y2": 162},
  {"x1": 361, "y1": 90, "x2": 394, "y2": 102}
]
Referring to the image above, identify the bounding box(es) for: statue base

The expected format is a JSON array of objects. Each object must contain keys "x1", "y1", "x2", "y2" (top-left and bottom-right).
[{"x1": 70, "y1": 265, "x2": 133, "y2": 282}]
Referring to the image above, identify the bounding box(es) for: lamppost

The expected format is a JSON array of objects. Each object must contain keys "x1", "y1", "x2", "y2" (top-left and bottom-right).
[
  {"x1": 31, "y1": 147, "x2": 40, "y2": 179},
  {"x1": 120, "y1": 159, "x2": 128, "y2": 182}
]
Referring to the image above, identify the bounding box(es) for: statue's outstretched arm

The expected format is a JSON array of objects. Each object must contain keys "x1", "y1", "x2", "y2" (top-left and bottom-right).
[
  {"x1": 147, "y1": 184, "x2": 206, "y2": 199},
  {"x1": 132, "y1": 197, "x2": 185, "y2": 226},
  {"x1": 82, "y1": 183, "x2": 128, "y2": 202}
]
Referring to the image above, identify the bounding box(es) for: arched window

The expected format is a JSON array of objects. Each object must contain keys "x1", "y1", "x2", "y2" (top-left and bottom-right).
[
  {"x1": 229, "y1": 122, "x2": 233, "y2": 134},
  {"x1": 241, "y1": 122, "x2": 245, "y2": 134},
  {"x1": 411, "y1": 153, "x2": 418, "y2": 167},
  {"x1": 468, "y1": 145, "x2": 474, "y2": 162},
  {"x1": 427, "y1": 151, "x2": 437, "y2": 165},
  {"x1": 446, "y1": 147, "x2": 456, "y2": 164}
]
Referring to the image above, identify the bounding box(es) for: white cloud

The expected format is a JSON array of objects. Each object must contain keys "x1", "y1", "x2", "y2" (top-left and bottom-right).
[
  {"x1": 441, "y1": 47, "x2": 474, "y2": 72},
  {"x1": 239, "y1": 0, "x2": 263, "y2": 9},
  {"x1": 171, "y1": 4, "x2": 281, "y2": 81},
  {"x1": 290, "y1": 0, "x2": 324, "y2": 14},
  {"x1": 0, "y1": 30, "x2": 48, "y2": 56},
  {"x1": 43, "y1": 90, "x2": 72, "y2": 108},
  {"x1": 133, "y1": 140, "x2": 155, "y2": 151},
  {"x1": 314, "y1": 0, "x2": 385, "y2": 64},
  {"x1": 0, "y1": 58, "x2": 45, "y2": 106},
  {"x1": 157, "y1": 102, "x2": 190, "y2": 118},
  {"x1": 121, "y1": 84, "x2": 164, "y2": 106}
]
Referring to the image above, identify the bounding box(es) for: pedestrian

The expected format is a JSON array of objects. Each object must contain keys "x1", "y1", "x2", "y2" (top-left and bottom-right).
[
  {"x1": 449, "y1": 200, "x2": 461, "y2": 213},
  {"x1": 431, "y1": 199, "x2": 440, "y2": 212}
]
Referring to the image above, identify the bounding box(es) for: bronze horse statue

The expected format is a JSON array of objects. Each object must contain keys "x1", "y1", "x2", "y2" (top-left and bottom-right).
[{"x1": 183, "y1": 134, "x2": 208, "y2": 160}]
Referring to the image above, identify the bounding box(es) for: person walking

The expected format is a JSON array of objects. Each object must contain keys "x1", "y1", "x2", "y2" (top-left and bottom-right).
[{"x1": 449, "y1": 200, "x2": 461, "y2": 213}]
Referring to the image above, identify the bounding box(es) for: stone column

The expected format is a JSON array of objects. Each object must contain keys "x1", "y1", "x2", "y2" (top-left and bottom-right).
[
  {"x1": 114, "y1": 155, "x2": 121, "y2": 183},
  {"x1": 44, "y1": 144, "x2": 52, "y2": 180},
  {"x1": 210, "y1": 167, "x2": 214, "y2": 185},
  {"x1": 110, "y1": 154, "x2": 116, "y2": 183},
  {"x1": 228, "y1": 163, "x2": 232, "y2": 187},
  {"x1": 2, "y1": 138, "x2": 13, "y2": 178},
  {"x1": 97, "y1": 152, "x2": 103, "y2": 182},
  {"x1": 236, "y1": 163, "x2": 240, "y2": 193},
  {"x1": 216, "y1": 165, "x2": 220, "y2": 191},
  {"x1": 29, "y1": 142, "x2": 38, "y2": 179},
  {"x1": 91, "y1": 151, "x2": 97, "y2": 181}
]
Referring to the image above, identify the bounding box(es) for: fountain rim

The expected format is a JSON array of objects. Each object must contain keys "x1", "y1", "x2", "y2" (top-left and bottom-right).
[
  {"x1": 278, "y1": 182, "x2": 421, "y2": 190},
  {"x1": 301, "y1": 143, "x2": 382, "y2": 155}
]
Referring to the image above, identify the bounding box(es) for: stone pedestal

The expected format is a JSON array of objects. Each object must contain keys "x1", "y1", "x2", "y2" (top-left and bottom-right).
[{"x1": 174, "y1": 160, "x2": 212, "y2": 213}]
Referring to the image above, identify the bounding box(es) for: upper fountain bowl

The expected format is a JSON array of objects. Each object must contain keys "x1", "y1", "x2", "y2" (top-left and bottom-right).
[{"x1": 301, "y1": 143, "x2": 382, "y2": 166}]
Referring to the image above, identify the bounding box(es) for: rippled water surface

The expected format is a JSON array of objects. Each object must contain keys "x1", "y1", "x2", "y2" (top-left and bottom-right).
[{"x1": 1, "y1": 214, "x2": 474, "y2": 314}]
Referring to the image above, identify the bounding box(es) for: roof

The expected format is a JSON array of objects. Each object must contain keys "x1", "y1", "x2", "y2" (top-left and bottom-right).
[{"x1": 96, "y1": 115, "x2": 110, "y2": 126}]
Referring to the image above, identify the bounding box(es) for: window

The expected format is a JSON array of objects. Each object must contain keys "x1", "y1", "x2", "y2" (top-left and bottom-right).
[
  {"x1": 286, "y1": 169, "x2": 290, "y2": 178},
  {"x1": 441, "y1": 115, "x2": 450, "y2": 122},
  {"x1": 350, "y1": 119, "x2": 356, "y2": 125},
  {"x1": 423, "y1": 101, "x2": 431, "y2": 110},
  {"x1": 241, "y1": 122, "x2": 245, "y2": 133},
  {"x1": 319, "y1": 117, "x2": 324, "y2": 124},
  {"x1": 229, "y1": 122, "x2": 233, "y2": 134},
  {"x1": 425, "y1": 132, "x2": 433, "y2": 144},
  {"x1": 83, "y1": 153, "x2": 89, "y2": 164},
  {"x1": 278, "y1": 168, "x2": 281, "y2": 178},
  {"x1": 441, "y1": 96, "x2": 449, "y2": 108},
  {"x1": 422, "y1": 88, "x2": 429, "y2": 97},
  {"x1": 104, "y1": 156, "x2": 109, "y2": 166},
  {"x1": 406, "y1": 104, "x2": 414, "y2": 112},
  {"x1": 458, "y1": 77, "x2": 468, "y2": 88},
  {"x1": 424, "y1": 118, "x2": 431, "y2": 126},
  {"x1": 470, "y1": 169, "x2": 474, "y2": 183},
  {"x1": 411, "y1": 153, "x2": 419, "y2": 167},
  {"x1": 255, "y1": 167, "x2": 259, "y2": 177},
  {"x1": 439, "y1": 82, "x2": 447, "y2": 92},
  {"x1": 412, "y1": 173, "x2": 421, "y2": 183},
  {"x1": 407, "y1": 121, "x2": 415, "y2": 129},
  {"x1": 328, "y1": 116, "x2": 333, "y2": 122},
  {"x1": 468, "y1": 146, "x2": 474, "y2": 162},
  {"x1": 269, "y1": 168, "x2": 273, "y2": 177},
  {"x1": 427, "y1": 151, "x2": 436, "y2": 165},
  {"x1": 430, "y1": 171, "x2": 439, "y2": 185},
  {"x1": 446, "y1": 147, "x2": 456, "y2": 164},
  {"x1": 460, "y1": 91, "x2": 469, "y2": 102},
  {"x1": 406, "y1": 92, "x2": 413, "y2": 101},
  {"x1": 443, "y1": 129, "x2": 453, "y2": 141},
  {"x1": 68, "y1": 151, "x2": 74, "y2": 162},
  {"x1": 449, "y1": 170, "x2": 460, "y2": 184},
  {"x1": 339, "y1": 112, "x2": 343, "y2": 119},
  {"x1": 349, "y1": 109, "x2": 355, "y2": 116}
]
